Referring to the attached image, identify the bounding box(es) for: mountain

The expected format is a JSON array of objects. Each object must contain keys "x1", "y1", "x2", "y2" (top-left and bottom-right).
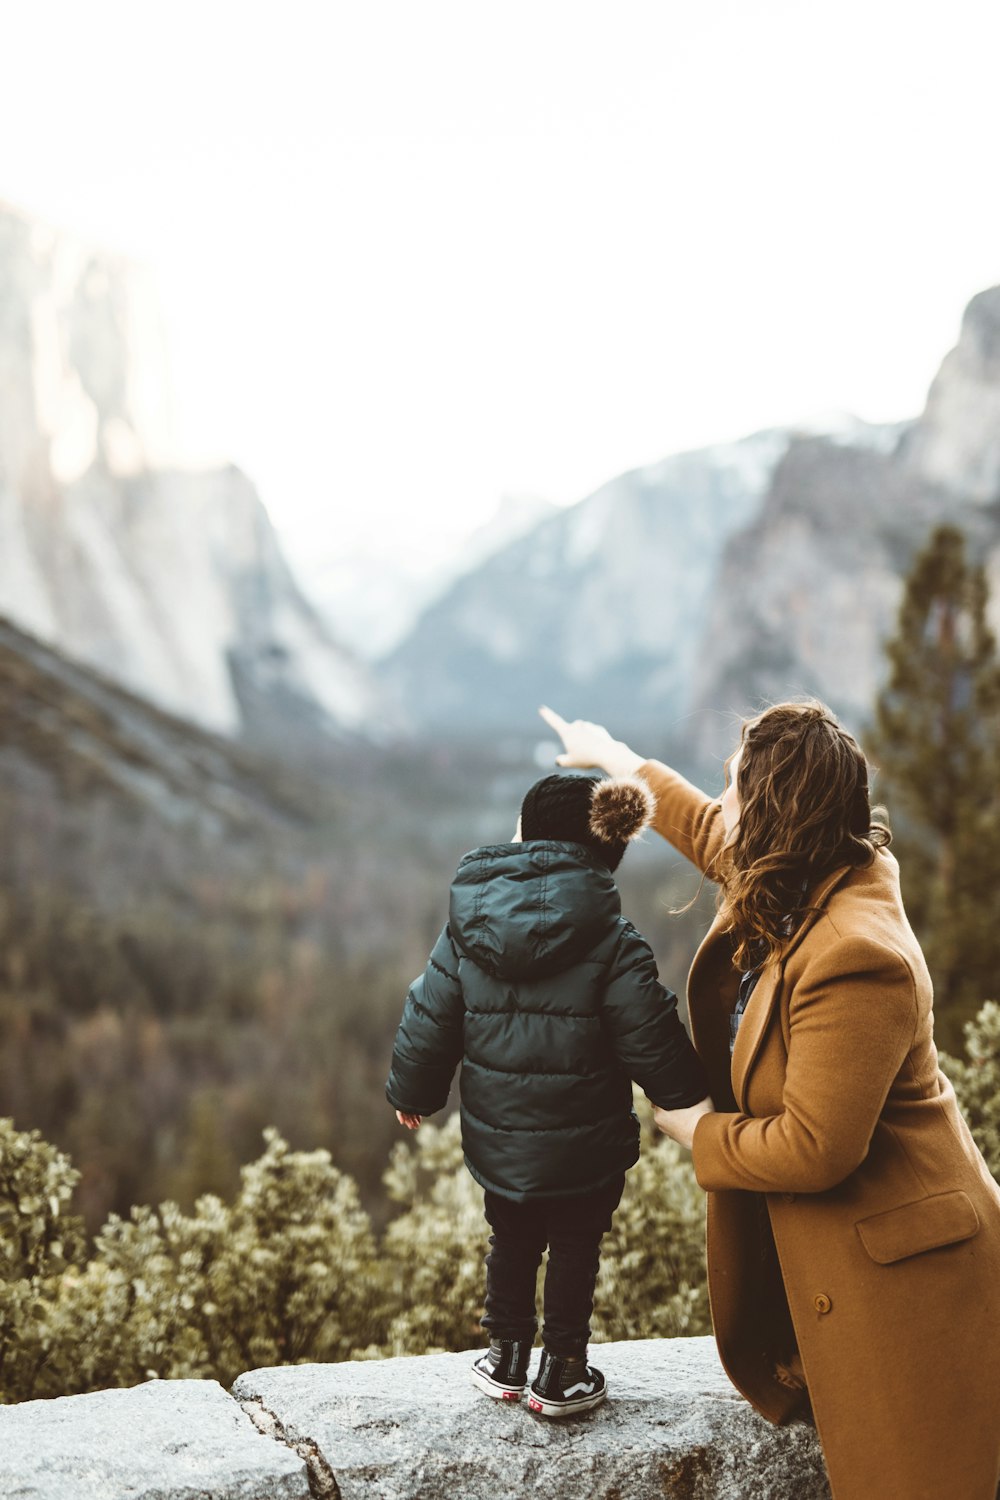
[
  {"x1": 0, "y1": 609, "x2": 341, "y2": 854},
  {"x1": 688, "y1": 286, "x2": 1000, "y2": 762},
  {"x1": 686, "y1": 436, "x2": 944, "y2": 761},
  {"x1": 379, "y1": 419, "x2": 906, "y2": 745},
  {"x1": 0, "y1": 200, "x2": 382, "y2": 749},
  {"x1": 286, "y1": 493, "x2": 557, "y2": 661},
  {"x1": 900, "y1": 286, "x2": 1000, "y2": 503},
  {"x1": 381, "y1": 288, "x2": 1000, "y2": 769},
  {"x1": 0, "y1": 608, "x2": 464, "y2": 1229}
]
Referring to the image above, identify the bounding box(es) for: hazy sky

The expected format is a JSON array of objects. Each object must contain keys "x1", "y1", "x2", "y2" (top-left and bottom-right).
[{"x1": 3, "y1": 0, "x2": 1000, "y2": 573}]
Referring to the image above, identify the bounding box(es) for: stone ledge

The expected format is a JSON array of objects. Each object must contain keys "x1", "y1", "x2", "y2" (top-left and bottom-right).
[
  {"x1": 0, "y1": 1378, "x2": 309, "y2": 1500},
  {"x1": 233, "y1": 1337, "x2": 831, "y2": 1500},
  {"x1": 0, "y1": 1338, "x2": 832, "y2": 1500}
]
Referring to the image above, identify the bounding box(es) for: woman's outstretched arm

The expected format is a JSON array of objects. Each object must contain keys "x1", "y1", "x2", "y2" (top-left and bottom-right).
[{"x1": 539, "y1": 706, "x2": 726, "y2": 876}]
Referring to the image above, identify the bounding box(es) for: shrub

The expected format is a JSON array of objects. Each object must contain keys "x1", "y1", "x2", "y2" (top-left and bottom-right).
[
  {"x1": 2, "y1": 1090, "x2": 711, "y2": 1399},
  {"x1": 593, "y1": 1097, "x2": 710, "y2": 1342},
  {"x1": 939, "y1": 1000, "x2": 1000, "y2": 1182},
  {"x1": 378, "y1": 1113, "x2": 489, "y2": 1355},
  {"x1": 0, "y1": 1118, "x2": 85, "y2": 1402},
  {"x1": 3, "y1": 1125, "x2": 385, "y2": 1400}
]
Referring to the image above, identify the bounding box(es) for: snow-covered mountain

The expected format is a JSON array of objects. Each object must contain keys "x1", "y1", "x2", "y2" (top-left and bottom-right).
[
  {"x1": 0, "y1": 200, "x2": 382, "y2": 746},
  {"x1": 381, "y1": 286, "x2": 1000, "y2": 763},
  {"x1": 285, "y1": 492, "x2": 557, "y2": 660},
  {"x1": 685, "y1": 286, "x2": 1000, "y2": 762},
  {"x1": 379, "y1": 418, "x2": 907, "y2": 743}
]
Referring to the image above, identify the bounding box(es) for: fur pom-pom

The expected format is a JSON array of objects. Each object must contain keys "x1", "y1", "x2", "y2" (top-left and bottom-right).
[{"x1": 589, "y1": 776, "x2": 657, "y2": 845}]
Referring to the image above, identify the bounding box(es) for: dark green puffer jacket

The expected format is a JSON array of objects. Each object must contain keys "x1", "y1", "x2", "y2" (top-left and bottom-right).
[{"x1": 385, "y1": 840, "x2": 708, "y2": 1200}]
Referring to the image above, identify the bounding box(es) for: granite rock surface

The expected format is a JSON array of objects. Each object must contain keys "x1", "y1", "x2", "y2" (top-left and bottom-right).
[
  {"x1": 0, "y1": 1377, "x2": 309, "y2": 1500},
  {"x1": 233, "y1": 1336, "x2": 831, "y2": 1500}
]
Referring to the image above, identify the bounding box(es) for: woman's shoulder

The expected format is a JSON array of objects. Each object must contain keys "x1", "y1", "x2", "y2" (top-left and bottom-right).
[
  {"x1": 822, "y1": 845, "x2": 903, "y2": 917},
  {"x1": 796, "y1": 850, "x2": 921, "y2": 979}
]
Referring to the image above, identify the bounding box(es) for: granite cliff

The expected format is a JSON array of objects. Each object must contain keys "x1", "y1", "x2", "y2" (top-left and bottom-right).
[
  {"x1": 384, "y1": 287, "x2": 1000, "y2": 772},
  {"x1": 380, "y1": 425, "x2": 869, "y2": 742},
  {"x1": 0, "y1": 201, "x2": 381, "y2": 750},
  {"x1": 901, "y1": 285, "x2": 1000, "y2": 503},
  {"x1": 690, "y1": 286, "x2": 1000, "y2": 761}
]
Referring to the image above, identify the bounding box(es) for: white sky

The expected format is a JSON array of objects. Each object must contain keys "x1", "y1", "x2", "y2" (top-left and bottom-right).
[{"x1": 3, "y1": 0, "x2": 1000, "y2": 573}]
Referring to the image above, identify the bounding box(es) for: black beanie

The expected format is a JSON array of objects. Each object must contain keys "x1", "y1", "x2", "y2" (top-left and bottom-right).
[{"x1": 519, "y1": 772, "x2": 656, "y2": 872}]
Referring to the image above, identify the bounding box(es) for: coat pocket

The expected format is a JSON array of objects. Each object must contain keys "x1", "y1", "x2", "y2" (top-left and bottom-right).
[{"x1": 856, "y1": 1189, "x2": 980, "y2": 1264}]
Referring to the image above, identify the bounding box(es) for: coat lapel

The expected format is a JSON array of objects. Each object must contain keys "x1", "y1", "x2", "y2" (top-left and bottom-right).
[
  {"x1": 730, "y1": 863, "x2": 854, "y2": 1111},
  {"x1": 687, "y1": 910, "x2": 741, "y2": 1111}
]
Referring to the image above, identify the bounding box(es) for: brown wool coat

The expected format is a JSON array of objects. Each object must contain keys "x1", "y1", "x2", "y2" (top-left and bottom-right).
[{"x1": 638, "y1": 758, "x2": 1000, "y2": 1500}]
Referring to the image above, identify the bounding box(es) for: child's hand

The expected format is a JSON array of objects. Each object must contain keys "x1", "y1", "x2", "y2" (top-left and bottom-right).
[
  {"x1": 395, "y1": 1110, "x2": 422, "y2": 1130},
  {"x1": 652, "y1": 1096, "x2": 714, "y2": 1150}
]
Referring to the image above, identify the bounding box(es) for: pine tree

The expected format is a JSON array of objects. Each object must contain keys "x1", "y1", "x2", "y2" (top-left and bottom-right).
[{"x1": 868, "y1": 524, "x2": 1000, "y2": 1045}]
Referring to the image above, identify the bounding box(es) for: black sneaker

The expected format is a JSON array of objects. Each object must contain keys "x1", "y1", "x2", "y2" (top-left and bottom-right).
[
  {"x1": 526, "y1": 1349, "x2": 607, "y2": 1417},
  {"x1": 469, "y1": 1339, "x2": 531, "y2": 1402}
]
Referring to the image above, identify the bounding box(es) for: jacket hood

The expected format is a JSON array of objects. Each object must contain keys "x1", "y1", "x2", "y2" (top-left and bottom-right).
[{"x1": 448, "y1": 841, "x2": 621, "y2": 980}]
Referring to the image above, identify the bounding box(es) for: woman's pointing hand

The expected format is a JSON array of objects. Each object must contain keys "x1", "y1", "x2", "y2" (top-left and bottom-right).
[{"x1": 539, "y1": 705, "x2": 645, "y2": 778}]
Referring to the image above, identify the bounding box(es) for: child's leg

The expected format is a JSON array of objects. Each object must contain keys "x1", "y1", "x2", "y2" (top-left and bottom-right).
[
  {"x1": 539, "y1": 1174, "x2": 625, "y2": 1357},
  {"x1": 480, "y1": 1190, "x2": 546, "y2": 1343}
]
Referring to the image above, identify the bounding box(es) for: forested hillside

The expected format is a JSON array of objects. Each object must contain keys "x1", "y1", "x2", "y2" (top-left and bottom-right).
[{"x1": 0, "y1": 614, "x2": 710, "y2": 1232}]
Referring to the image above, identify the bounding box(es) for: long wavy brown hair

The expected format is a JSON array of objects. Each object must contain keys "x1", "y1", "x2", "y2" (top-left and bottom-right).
[{"x1": 719, "y1": 700, "x2": 890, "y2": 971}]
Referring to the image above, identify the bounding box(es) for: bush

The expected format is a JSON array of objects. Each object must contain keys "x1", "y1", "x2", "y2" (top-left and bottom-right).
[
  {"x1": 9, "y1": 995, "x2": 1000, "y2": 1404},
  {"x1": 0, "y1": 1118, "x2": 85, "y2": 1402},
  {"x1": 939, "y1": 1001, "x2": 1000, "y2": 1182},
  {"x1": 1, "y1": 1090, "x2": 711, "y2": 1399},
  {"x1": 593, "y1": 1097, "x2": 710, "y2": 1342},
  {"x1": 378, "y1": 1113, "x2": 489, "y2": 1356},
  {"x1": 2, "y1": 1124, "x2": 386, "y2": 1401}
]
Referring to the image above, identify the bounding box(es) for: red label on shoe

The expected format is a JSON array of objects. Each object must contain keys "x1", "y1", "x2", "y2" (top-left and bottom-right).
[
  {"x1": 502, "y1": 1390, "x2": 520, "y2": 1401},
  {"x1": 528, "y1": 1398, "x2": 543, "y2": 1412}
]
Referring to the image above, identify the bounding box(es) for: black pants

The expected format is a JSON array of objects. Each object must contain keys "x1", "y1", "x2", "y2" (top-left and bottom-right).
[{"x1": 480, "y1": 1174, "x2": 625, "y2": 1360}]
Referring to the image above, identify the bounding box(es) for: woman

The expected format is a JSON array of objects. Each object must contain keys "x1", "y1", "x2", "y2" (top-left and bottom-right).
[{"x1": 540, "y1": 700, "x2": 1000, "y2": 1500}]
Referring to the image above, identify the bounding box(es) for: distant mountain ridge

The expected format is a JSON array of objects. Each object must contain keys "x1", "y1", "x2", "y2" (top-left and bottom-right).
[
  {"x1": 380, "y1": 287, "x2": 1000, "y2": 766},
  {"x1": 0, "y1": 609, "x2": 337, "y2": 844},
  {"x1": 5, "y1": 197, "x2": 998, "y2": 771},
  {"x1": 688, "y1": 285, "x2": 1000, "y2": 761},
  {"x1": 290, "y1": 492, "x2": 557, "y2": 661},
  {"x1": 380, "y1": 416, "x2": 910, "y2": 745}
]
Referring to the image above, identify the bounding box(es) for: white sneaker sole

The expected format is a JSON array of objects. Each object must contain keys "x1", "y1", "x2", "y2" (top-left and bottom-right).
[
  {"x1": 526, "y1": 1385, "x2": 607, "y2": 1418},
  {"x1": 469, "y1": 1364, "x2": 525, "y2": 1403}
]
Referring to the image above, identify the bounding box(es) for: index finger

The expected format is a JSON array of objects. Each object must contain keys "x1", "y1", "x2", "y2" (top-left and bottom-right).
[{"x1": 538, "y1": 704, "x2": 569, "y2": 735}]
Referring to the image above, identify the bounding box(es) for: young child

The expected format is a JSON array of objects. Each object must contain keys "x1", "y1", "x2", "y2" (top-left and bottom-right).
[{"x1": 385, "y1": 770, "x2": 709, "y2": 1417}]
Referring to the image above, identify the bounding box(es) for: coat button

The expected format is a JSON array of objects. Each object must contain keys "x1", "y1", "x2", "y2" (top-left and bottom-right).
[
  {"x1": 782, "y1": 1192, "x2": 796, "y2": 1203},
  {"x1": 814, "y1": 1293, "x2": 832, "y2": 1315}
]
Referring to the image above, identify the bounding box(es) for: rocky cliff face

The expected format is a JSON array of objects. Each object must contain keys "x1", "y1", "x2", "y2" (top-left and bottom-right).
[
  {"x1": 0, "y1": 201, "x2": 380, "y2": 746},
  {"x1": 385, "y1": 287, "x2": 1000, "y2": 770},
  {"x1": 382, "y1": 429, "x2": 788, "y2": 737},
  {"x1": 901, "y1": 286, "x2": 1000, "y2": 503},
  {"x1": 686, "y1": 438, "x2": 942, "y2": 761},
  {"x1": 381, "y1": 420, "x2": 906, "y2": 747},
  {"x1": 689, "y1": 287, "x2": 1000, "y2": 763}
]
